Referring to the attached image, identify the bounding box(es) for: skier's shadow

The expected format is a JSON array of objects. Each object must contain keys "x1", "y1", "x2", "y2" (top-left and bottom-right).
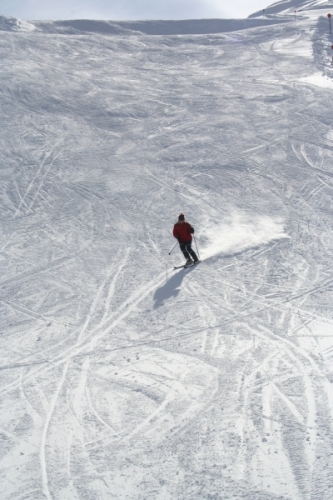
[{"x1": 153, "y1": 268, "x2": 192, "y2": 308}]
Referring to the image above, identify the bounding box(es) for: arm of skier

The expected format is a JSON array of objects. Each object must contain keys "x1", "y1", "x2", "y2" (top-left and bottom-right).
[{"x1": 173, "y1": 226, "x2": 181, "y2": 242}]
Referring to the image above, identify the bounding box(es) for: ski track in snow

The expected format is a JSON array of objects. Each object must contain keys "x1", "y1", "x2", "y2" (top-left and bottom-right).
[{"x1": 2, "y1": 2, "x2": 333, "y2": 499}]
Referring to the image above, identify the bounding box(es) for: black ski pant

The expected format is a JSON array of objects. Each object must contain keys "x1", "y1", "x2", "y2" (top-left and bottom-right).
[{"x1": 180, "y1": 241, "x2": 198, "y2": 262}]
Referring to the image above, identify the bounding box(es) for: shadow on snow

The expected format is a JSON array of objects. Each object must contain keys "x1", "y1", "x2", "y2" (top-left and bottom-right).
[{"x1": 153, "y1": 267, "x2": 195, "y2": 308}]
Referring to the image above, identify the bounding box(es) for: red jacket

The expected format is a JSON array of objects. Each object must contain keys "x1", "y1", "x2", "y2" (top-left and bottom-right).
[{"x1": 173, "y1": 221, "x2": 194, "y2": 243}]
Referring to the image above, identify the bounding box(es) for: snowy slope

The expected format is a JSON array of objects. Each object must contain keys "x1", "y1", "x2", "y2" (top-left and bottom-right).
[
  {"x1": 1, "y1": 2, "x2": 333, "y2": 500},
  {"x1": 250, "y1": 0, "x2": 333, "y2": 16}
]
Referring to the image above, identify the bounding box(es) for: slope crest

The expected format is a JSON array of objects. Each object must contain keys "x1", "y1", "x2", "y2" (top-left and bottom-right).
[
  {"x1": 0, "y1": 15, "x2": 288, "y2": 36},
  {"x1": 0, "y1": 15, "x2": 35, "y2": 32}
]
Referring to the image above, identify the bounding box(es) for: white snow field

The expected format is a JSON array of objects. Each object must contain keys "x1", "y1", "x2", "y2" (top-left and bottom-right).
[{"x1": 2, "y1": 0, "x2": 333, "y2": 498}]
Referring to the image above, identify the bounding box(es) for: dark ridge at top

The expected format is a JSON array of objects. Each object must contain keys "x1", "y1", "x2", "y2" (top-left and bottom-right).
[{"x1": 0, "y1": 15, "x2": 289, "y2": 36}]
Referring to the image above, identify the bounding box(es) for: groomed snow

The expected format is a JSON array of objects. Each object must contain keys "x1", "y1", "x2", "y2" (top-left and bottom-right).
[{"x1": 2, "y1": 1, "x2": 333, "y2": 499}]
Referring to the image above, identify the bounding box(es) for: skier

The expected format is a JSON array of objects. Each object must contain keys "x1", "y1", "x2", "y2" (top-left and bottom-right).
[{"x1": 173, "y1": 213, "x2": 199, "y2": 266}]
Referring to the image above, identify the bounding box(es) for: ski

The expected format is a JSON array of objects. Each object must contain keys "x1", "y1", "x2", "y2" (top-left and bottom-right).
[{"x1": 173, "y1": 261, "x2": 200, "y2": 270}]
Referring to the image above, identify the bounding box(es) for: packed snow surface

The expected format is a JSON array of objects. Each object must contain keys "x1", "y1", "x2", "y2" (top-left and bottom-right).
[{"x1": 2, "y1": 0, "x2": 333, "y2": 499}]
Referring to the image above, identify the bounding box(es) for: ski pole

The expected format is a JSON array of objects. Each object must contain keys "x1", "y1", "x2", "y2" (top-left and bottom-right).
[
  {"x1": 168, "y1": 242, "x2": 178, "y2": 255},
  {"x1": 193, "y1": 235, "x2": 200, "y2": 261}
]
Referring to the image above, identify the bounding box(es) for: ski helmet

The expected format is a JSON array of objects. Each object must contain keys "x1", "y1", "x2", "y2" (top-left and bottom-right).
[{"x1": 178, "y1": 213, "x2": 185, "y2": 221}]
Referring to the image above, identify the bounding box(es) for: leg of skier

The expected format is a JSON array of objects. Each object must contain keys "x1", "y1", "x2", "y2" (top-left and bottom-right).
[
  {"x1": 185, "y1": 243, "x2": 199, "y2": 263},
  {"x1": 180, "y1": 242, "x2": 192, "y2": 265}
]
